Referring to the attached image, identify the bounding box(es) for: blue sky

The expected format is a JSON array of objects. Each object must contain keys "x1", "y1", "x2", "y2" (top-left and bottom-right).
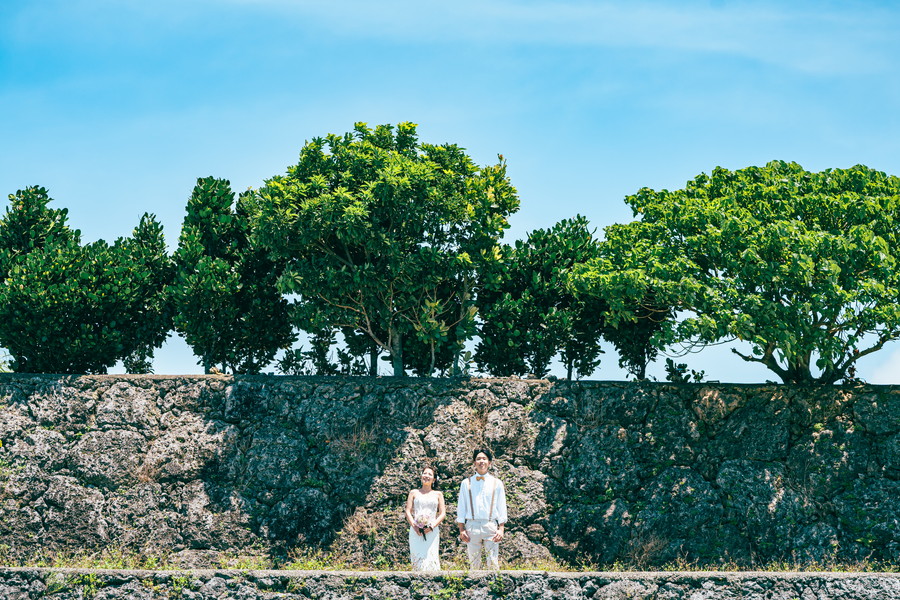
[{"x1": 2, "y1": 0, "x2": 899, "y2": 381}]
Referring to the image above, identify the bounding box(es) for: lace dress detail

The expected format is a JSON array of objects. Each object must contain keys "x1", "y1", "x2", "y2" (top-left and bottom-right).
[{"x1": 409, "y1": 492, "x2": 441, "y2": 571}]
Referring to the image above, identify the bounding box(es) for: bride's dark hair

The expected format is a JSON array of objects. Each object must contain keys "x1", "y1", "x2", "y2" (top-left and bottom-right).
[{"x1": 422, "y1": 465, "x2": 439, "y2": 490}]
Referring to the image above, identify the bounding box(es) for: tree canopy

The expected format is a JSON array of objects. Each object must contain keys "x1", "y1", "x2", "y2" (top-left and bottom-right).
[
  {"x1": 8, "y1": 148, "x2": 900, "y2": 384},
  {"x1": 171, "y1": 177, "x2": 295, "y2": 374},
  {"x1": 476, "y1": 216, "x2": 606, "y2": 380},
  {"x1": 574, "y1": 161, "x2": 900, "y2": 384},
  {"x1": 0, "y1": 187, "x2": 172, "y2": 373},
  {"x1": 253, "y1": 122, "x2": 518, "y2": 376}
]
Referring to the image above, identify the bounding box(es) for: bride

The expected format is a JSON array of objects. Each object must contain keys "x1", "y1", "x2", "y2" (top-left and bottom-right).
[{"x1": 404, "y1": 465, "x2": 446, "y2": 571}]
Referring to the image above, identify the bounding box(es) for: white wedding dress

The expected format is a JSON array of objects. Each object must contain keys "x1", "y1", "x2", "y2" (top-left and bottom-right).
[{"x1": 408, "y1": 492, "x2": 441, "y2": 571}]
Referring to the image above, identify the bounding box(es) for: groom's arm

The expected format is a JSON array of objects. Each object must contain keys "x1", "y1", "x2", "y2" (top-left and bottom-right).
[
  {"x1": 456, "y1": 479, "x2": 470, "y2": 541},
  {"x1": 456, "y1": 479, "x2": 467, "y2": 524},
  {"x1": 495, "y1": 480, "x2": 508, "y2": 525},
  {"x1": 493, "y1": 480, "x2": 508, "y2": 541}
]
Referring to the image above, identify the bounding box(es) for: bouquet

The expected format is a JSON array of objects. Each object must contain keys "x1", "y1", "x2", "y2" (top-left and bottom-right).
[{"x1": 413, "y1": 516, "x2": 431, "y2": 541}]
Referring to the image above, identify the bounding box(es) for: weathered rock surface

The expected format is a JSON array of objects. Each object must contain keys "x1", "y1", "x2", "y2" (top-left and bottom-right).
[
  {"x1": 0, "y1": 375, "x2": 898, "y2": 568},
  {"x1": 0, "y1": 568, "x2": 898, "y2": 599}
]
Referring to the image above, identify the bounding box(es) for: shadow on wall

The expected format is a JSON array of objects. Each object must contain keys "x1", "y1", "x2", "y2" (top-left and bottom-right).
[
  {"x1": 0, "y1": 375, "x2": 898, "y2": 568},
  {"x1": 0, "y1": 375, "x2": 523, "y2": 567}
]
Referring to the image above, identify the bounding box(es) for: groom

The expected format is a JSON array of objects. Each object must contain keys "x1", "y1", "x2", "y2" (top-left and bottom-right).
[{"x1": 456, "y1": 448, "x2": 508, "y2": 570}]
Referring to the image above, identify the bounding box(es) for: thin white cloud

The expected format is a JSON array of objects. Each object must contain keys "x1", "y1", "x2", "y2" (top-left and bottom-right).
[
  {"x1": 221, "y1": 0, "x2": 898, "y2": 75},
  {"x1": 7, "y1": 0, "x2": 897, "y2": 77}
]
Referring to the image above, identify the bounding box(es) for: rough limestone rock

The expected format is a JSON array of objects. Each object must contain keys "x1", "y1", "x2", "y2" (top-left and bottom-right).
[
  {"x1": 0, "y1": 569, "x2": 898, "y2": 599},
  {"x1": 0, "y1": 375, "x2": 898, "y2": 569}
]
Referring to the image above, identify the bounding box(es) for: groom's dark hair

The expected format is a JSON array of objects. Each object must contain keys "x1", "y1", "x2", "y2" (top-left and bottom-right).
[{"x1": 472, "y1": 448, "x2": 493, "y2": 462}]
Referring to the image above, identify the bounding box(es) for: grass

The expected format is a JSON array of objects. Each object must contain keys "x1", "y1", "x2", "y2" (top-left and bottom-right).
[
  {"x1": 15, "y1": 547, "x2": 175, "y2": 571},
  {"x1": 283, "y1": 548, "x2": 350, "y2": 571},
  {"x1": 599, "y1": 556, "x2": 900, "y2": 573},
  {"x1": 0, "y1": 546, "x2": 896, "y2": 573},
  {"x1": 216, "y1": 550, "x2": 275, "y2": 571}
]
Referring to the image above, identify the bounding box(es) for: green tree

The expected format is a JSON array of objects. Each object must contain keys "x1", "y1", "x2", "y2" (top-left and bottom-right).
[
  {"x1": 342, "y1": 327, "x2": 381, "y2": 376},
  {"x1": 403, "y1": 283, "x2": 469, "y2": 377},
  {"x1": 172, "y1": 177, "x2": 295, "y2": 374},
  {"x1": 600, "y1": 299, "x2": 667, "y2": 380},
  {"x1": 580, "y1": 220, "x2": 672, "y2": 380},
  {"x1": 118, "y1": 214, "x2": 175, "y2": 373},
  {"x1": 0, "y1": 187, "x2": 172, "y2": 373},
  {"x1": 0, "y1": 186, "x2": 78, "y2": 268},
  {"x1": 276, "y1": 327, "x2": 370, "y2": 376},
  {"x1": 575, "y1": 161, "x2": 900, "y2": 384},
  {"x1": 254, "y1": 122, "x2": 518, "y2": 376},
  {"x1": 476, "y1": 216, "x2": 606, "y2": 380}
]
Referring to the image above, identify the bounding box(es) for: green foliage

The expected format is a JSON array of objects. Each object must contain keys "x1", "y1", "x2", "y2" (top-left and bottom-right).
[
  {"x1": 403, "y1": 282, "x2": 473, "y2": 377},
  {"x1": 169, "y1": 575, "x2": 195, "y2": 598},
  {"x1": 0, "y1": 187, "x2": 172, "y2": 373},
  {"x1": 43, "y1": 572, "x2": 68, "y2": 595},
  {"x1": 276, "y1": 328, "x2": 368, "y2": 376},
  {"x1": 477, "y1": 216, "x2": 605, "y2": 379},
  {"x1": 342, "y1": 327, "x2": 381, "y2": 376},
  {"x1": 172, "y1": 177, "x2": 295, "y2": 374},
  {"x1": 567, "y1": 214, "x2": 672, "y2": 381},
  {"x1": 432, "y1": 575, "x2": 467, "y2": 600},
  {"x1": 7, "y1": 544, "x2": 899, "y2": 573},
  {"x1": 570, "y1": 217, "x2": 672, "y2": 381},
  {"x1": 664, "y1": 358, "x2": 705, "y2": 383},
  {"x1": 69, "y1": 573, "x2": 104, "y2": 599},
  {"x1": 488, "y1": 575, "x2": 508, "y2": 598},
  {"x1": 254, "y1": 122, "x2": 518, "y2": 376},
  {"x1": 576, "y1": 161, "x2": 900, "y2": 384},
  {"x1": 600, "y1": 296, "x2": 669, "y2": 380},
  {"x1": 284, "y1": 548, "x2": 349, "y2": 570},
  {"x1": 0, "y1": 186, "x2": 78, "y2": 265}
]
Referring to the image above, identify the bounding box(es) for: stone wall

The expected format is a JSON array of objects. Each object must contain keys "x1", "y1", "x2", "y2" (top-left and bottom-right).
[
  {"x1": 1, "y1": 568, "x2": 899, "y2": 599},
  {"x1": 0, "y1": 375, "x2": 898, "y2": 568}
]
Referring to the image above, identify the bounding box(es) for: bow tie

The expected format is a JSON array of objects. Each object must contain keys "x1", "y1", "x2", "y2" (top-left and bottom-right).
[{"x1": 475, "y1": 476, "x2": 485, "y2": 481}]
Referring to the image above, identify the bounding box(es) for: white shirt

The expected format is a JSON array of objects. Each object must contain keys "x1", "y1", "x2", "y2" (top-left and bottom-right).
[{"x1": 456, "y1": 473, "x2": 508, "y2": 524}]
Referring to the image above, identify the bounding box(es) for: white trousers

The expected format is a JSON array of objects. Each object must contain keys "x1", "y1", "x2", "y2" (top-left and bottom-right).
[{"x1": 465, "y1": 519, "x2": 500, "y2": 570}]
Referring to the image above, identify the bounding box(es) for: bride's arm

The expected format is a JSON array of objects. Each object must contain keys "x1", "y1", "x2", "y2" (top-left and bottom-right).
[
  {"x1": 434, "y1": 492, "x2": 447, "y2": 526},
  {"x1": 404, "y1": 491, "x2": 417, "y2": 529}
]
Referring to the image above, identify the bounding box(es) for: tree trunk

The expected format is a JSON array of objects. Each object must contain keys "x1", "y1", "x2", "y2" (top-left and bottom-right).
[
  {"x1": 451, "y1": 349, "x2": 460, "y2": 377},
  {"x1": 428, "y1": 342, "x2": 437, "y2": 377},
  {"x1": 368, "y1": 342, "x2": 378, "y2": 377},
  {"x1": 451, "y1": 276, "x2": 473, "y2": 377},
  {"x1": 391, "y1": 332, "x2": 404, "y2": 377}
]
